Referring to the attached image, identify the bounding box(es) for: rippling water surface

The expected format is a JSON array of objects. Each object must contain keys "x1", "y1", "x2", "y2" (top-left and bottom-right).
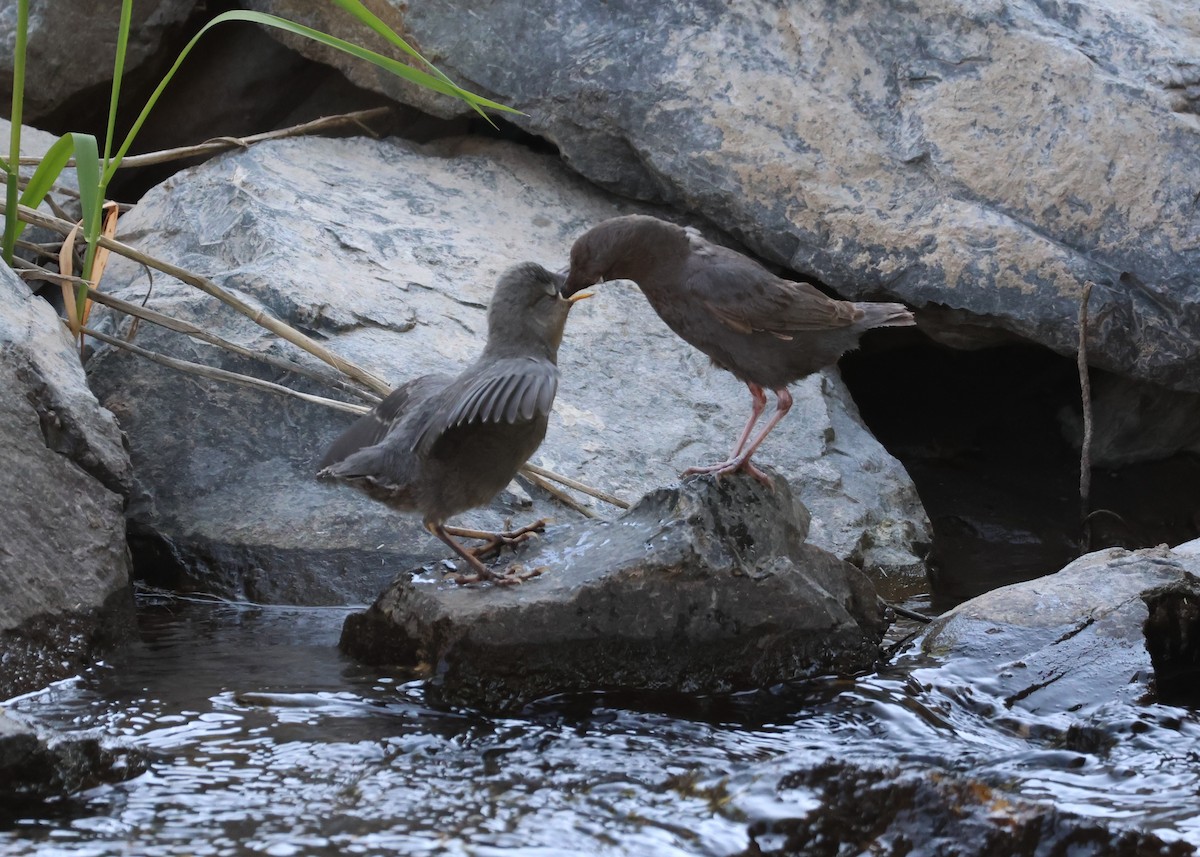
[{"x1": 3, "y1": 598, "x2": 1198, "y2": 856}]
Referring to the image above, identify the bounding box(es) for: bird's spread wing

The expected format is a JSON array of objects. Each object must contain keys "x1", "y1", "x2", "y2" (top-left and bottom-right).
[
  {"x1": 318, "y1": 374, "x2": 450, "y2": 472},
  {"x1": 685, "y1": 235, "x2": 861, "y2": 335},
  {"x1": 411, "y1": 356, "x2": 559, "y2": 453}
]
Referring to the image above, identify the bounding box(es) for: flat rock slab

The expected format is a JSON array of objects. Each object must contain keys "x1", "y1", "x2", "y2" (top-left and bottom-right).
[
  {"x1": 919, "y1": 546, "x2": 1200, "y2": 716},
  {"x1": 341, "y1": 472, "x2": 888, "y2": 710}
]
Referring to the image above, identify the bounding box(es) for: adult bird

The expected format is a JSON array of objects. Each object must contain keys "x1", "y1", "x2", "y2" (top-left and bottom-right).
[
  {"x1": 318, "y1": 262, "x2": 590, "y2": 583},
  {"x1": 562, "y1": 214, "x2": 915, "y2": 483}
]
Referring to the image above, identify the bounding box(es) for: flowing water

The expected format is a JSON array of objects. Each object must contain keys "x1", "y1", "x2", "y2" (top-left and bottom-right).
[{"x1": 3, "y1": 596, "x2": 1199, "y2": 856}]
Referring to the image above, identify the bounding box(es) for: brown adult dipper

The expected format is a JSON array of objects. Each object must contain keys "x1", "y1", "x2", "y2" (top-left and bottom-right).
[
  {"x1": 562, "y1": 215, "x2": 915, "y2": 482},
  {"x1": 318, "y1": 262, "x2": 590, "y2": 583}
]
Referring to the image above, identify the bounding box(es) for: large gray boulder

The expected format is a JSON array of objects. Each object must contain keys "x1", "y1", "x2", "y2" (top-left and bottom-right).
[
  {"x1": 86, "y1": 134, "x2": 928, "y2": 604},
  {"x1": 0, "y1": 263, "x2": 134, "y2": 700},
  {"x1": 246, "y1": 0, "x2": 1200, "y2": 392},
  {"x1": 341, "y1": 472, "x2": 888, "y2": 710},
  {"x1": 0, "y1": 0, "x2": 194, "y2": 125}
]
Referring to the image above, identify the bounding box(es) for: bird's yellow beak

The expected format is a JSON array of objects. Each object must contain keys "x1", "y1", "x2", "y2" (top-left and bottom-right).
[{"x1": 567, "y1": 291, "x2": 594, "y2": 303}]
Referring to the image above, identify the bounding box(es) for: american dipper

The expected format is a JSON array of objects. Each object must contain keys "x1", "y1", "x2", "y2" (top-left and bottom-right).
[
  {"x1": 562, "y1": 215, "x2": 915, "y2": 482},
  {"x1": 318, "y1": 262, "x2": 590, "y2": 583}
]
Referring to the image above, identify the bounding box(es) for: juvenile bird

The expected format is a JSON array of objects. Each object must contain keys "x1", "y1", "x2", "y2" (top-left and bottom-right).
[
  {"x1": 562, "y1": 215, "x2": 915, "y2": 483},
  {"x1": 319, "y1": 262, "x2": 589, "y2": 583}
]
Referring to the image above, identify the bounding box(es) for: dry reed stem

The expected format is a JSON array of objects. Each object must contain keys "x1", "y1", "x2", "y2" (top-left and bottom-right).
[
  {"x1": 1077, "y1": 281, "x2": 1095, "y2": 552},
  {"x1": 14, "y1": 107, "x2": 393, "y2": 171},
  {"x1": 9, "y1": 201, "x2": 393, "y2": 396},
  {"x1": 78, "y1": 323, "x2": 369, "y2": 415}
]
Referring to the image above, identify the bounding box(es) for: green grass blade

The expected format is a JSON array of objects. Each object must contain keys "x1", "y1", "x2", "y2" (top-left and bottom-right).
[
  {"x1": 72, "y1": 133, "x2": 101, "y2": 244},
  {"x1": 106, "y1": 10, "x2": 517, "y2": 184},
  {"x1": 327, "y1": 0, "x2": 456, "y2": 85},
  {"x1": 3, "y1": 0, "x2": 30, "y2": 263},
  {"x1": 102, "y1": 0, "x2": 135, "y2": 171},
  {"x1": 16, "y1": 134, "x2": 76, "y2": 212},
  {"x1": 326, "y1": 0, "x2": 508, "y2": 124},
  {"x1": 4, "y1": 133, "x2": 95, "y2": 251},
  {"x1": 73, "y1": 132, "x2": 102, "y2": 315}
]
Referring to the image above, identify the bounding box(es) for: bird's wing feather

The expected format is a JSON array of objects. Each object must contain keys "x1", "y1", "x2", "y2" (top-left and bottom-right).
[
  {"x1": 317, "y1": 374, "x2": 450, "y2": 471},
  {"x1": 410, "y1": 357, "x2": 559, "y2": 453},
  {"x1": 684, "y1": 237, "x2": 861, "y2": 334}
]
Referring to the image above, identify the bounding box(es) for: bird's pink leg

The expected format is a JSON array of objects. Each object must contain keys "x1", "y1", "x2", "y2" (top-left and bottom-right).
[
  {"x1": 684, "y1": 386, "x2": 792, "y2": 486},
  {"x1": 443, "y1": 520, "x2": 548, "y2": 559},
  {"x1": 727, "y1": 383, "x2": 768, "y2": 459},
  {"x1": 429, "y1": 520, "x2": 537, "y2": 580},
  {"x1": 731, "y1": 386, "x2": 792, "y2": 471}
]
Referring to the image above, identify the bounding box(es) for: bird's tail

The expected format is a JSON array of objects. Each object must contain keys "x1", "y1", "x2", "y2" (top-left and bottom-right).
[{"x1": 855, "y1": 302, "x2": 915, "y2": 329}]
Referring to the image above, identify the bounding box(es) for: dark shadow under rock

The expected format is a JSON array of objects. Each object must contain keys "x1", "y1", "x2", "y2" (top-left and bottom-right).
[
  {"x1": 340, "y1": 471, "x2": 888, "y2": 710},
  {"x1": 1143, "y1": 569, "x2": 1200, "y2": 706}
]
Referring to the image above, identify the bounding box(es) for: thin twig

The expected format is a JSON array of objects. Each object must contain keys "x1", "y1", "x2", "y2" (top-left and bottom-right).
[
  {"x1": 521, "y1": 461, "x2": 631, "y2": 509},
  {"x1": 5, "y1": 201, "x2": 393, "y2": 396},
  {"x1": 78, "y1": 323, "x2": 368, "y2": 415},
  {"x1": 1077, "y1": 281, "x2": 1095, "y2": 553},
  {"x1": 520, "y1": 469, "x2": 599, "y2": 519},
  {"x1": 15, "y1": 107, "x2": 394, "y2": 171},
  {"x1": 885, "y1": 601, "x2": 933, "y2": 624},
  {"x1": 14, "y1": 238, "x2": 65, "y2": 260},
  {"x1": 85, "y1": 285, "x2": 380, "y2": 404}
]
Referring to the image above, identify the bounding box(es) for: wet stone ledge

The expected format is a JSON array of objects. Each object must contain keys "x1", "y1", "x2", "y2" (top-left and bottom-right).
[
  {"x1": 0, "y1": 712, "x2": 148, "y2": 803},
  {"x1": 340, "y1": 472, "x2": 888, "y2": 711}
]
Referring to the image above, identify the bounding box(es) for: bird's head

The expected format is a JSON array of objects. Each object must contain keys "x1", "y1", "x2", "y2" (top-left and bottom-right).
[
  {"x1": 561, "y1": 215, "x2": 689, "y2": 297},
  {"x1": 487, "y1": 262, "x2": 590, "y2": 358}
]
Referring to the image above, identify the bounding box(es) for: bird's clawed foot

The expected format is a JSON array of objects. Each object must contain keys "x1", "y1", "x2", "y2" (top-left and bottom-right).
[
  {"x1": 446, "y1": 562, "x2": 546, "y2": 586},
  {"x1": 435, "y1": 520, "x2": 548, "y2": 585},
  {"x1": 683, "y1": 458, "x2": 773, "y2": 487},
  {"x1": 443, "y1": 519, "x2": 548, "y2": 560}
]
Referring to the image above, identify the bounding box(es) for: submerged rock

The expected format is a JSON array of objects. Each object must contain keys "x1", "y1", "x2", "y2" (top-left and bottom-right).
[
  {"x1": 340, "y1": 472, "x2": 887, "y2": 710},
  {"x1": 740, "y1": 760, "x2": 1194, "y2": 857},
  {"x1": 0, "y1": 711, "x2": 146, "y2": 800}
]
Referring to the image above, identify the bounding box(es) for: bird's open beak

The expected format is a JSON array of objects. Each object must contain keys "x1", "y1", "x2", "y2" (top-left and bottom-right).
[{"x1": 562, "y1": 269, "x2": 602, "y2": 298}]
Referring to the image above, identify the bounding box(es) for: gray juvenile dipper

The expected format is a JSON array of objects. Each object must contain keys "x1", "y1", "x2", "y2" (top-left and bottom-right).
[
  {"x1": 318, "y1": 262, "x2": 590, "y2": 583},
  {"x1": 562, "y1": 214, "x2": 915, "y2": 482}
]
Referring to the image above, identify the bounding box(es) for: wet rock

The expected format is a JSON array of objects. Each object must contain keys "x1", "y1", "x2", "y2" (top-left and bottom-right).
[
  {"x1": 0, "y1": 264, "x2": 135, "y2": 700},
  {"x1": 248, "y1": 0, "x2": 1200, "y2": 392},
  {"x1": 1142, "y1": 572, "x2": 1200, "y2": 706},
  {"x1": 739, "y1": 761, "x2": 1193, "y2": 857},
  {"x1": 920, "y1": 546, "x2": 1200, "y2": 715},
  {"x1": 340, "y1": 472, "x2": 888, "y2": 710},
  {"x1": 85, "y1": 134, "x2": 928, "y2": 604},
  {"x1": 0, "y1": 711, "x2": 147, "y2": 800}
]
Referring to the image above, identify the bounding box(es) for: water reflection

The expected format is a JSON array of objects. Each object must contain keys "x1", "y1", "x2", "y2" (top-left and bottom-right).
[{"x1": 2, "y1": 598, "x2": 1198, "y2": 855}]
